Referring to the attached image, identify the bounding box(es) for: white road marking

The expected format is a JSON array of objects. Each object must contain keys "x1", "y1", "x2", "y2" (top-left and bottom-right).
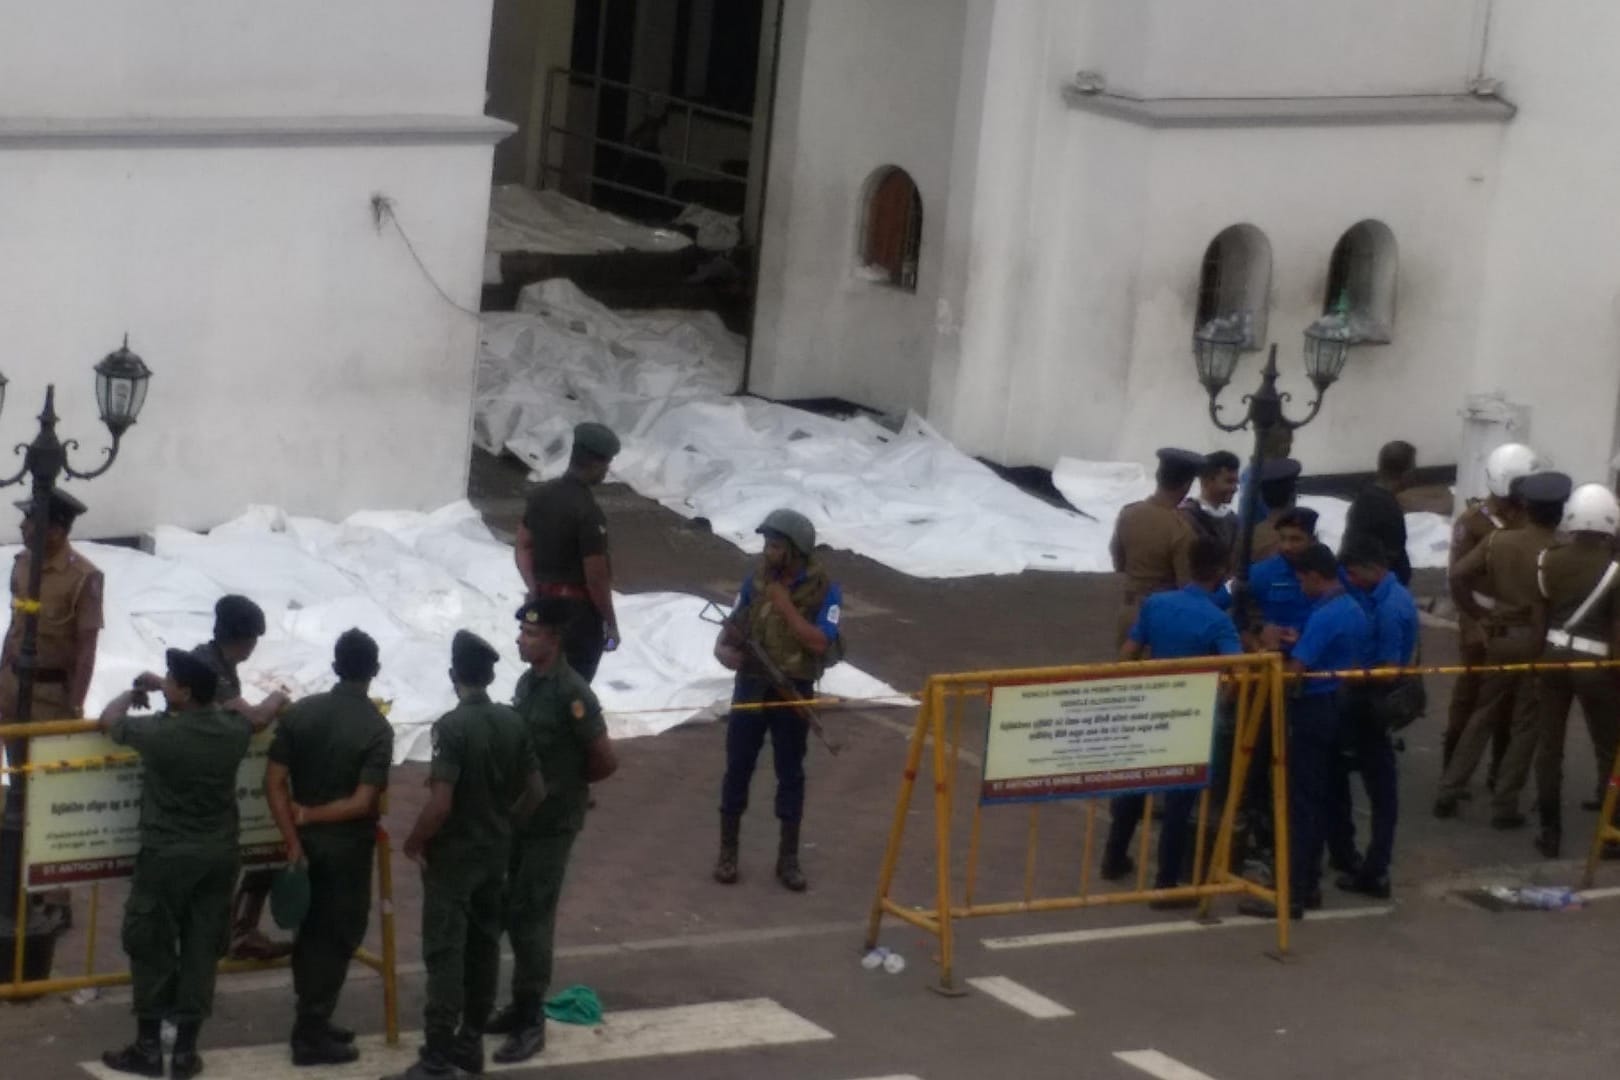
[
  {"x1": 79, "y1": 998, "x2": 832, "y2": 1079},
  {"x1": 964, "y1": 975, "x2": 1074, "y2": 1019},
  {"x1": 1115, "y1": 1049, "x2": 1221, "y2": 1080},
  {"x1": 981, "y1": 904, "x2": 1395, "y2": 951}
]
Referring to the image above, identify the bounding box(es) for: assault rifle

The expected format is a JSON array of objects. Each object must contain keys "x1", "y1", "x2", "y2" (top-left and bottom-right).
[{"x1": 700, "y1": 600, "x2": 842, "y2": 756}]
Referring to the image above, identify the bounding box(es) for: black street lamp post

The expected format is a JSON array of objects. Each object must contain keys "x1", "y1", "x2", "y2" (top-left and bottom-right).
[
  {"x1": 0, "y1": 339, "x2": 152, "y2": 980},
  {"x1": 1194, "y1": 308, "x2": 1355, "y2": 627}
]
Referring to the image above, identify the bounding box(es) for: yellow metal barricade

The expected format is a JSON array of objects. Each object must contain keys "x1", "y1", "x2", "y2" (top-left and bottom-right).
[
  {"x1": 866, "y1": 653, "x2": 1290, "y2": 993},
  {"x1": 0, "y1": 718, "x2": 399, "y2": 1045},
  {"x1": 1582, "y1": 741, "x2": 1620, "y2": 890}
]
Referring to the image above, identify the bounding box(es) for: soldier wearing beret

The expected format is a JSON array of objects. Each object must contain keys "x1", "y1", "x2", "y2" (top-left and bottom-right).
[
  {"x1": 264, "y1": 628, "x2": 393, "y2": 1066},
  {"x1": 97, "y1": 649, "x2": 254, "y2": 1080},
  {"x1": 1439, "y1": 471, "x2": 1575, "y2": 826},
  {"x1": 191, "y1": 595, "x2": 296, "y2": 961},
  {"x1": 390, "y1": 632, "x2": 545, "y2": 1080},
  {"x1": 485, "y1": 599, "x2": 618, "y2": 1064},
  {"x1": 514, "y1": 422, "x2": 623, "y2": 683},
  {"x1": 0, "y1": 490, "x2": 104, "y2": 928},
  {"x1": 1109, "y1": 449, "x2": 1201, "y2": 647}
]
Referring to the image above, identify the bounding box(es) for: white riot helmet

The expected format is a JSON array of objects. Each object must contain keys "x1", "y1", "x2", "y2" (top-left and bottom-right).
[
  {"x1": 1563, "y1": 483, "x2": 1620, "y2": 535},
  {"x1": 1485, "y1": 443, "x2": 1539, "y2": 499}
]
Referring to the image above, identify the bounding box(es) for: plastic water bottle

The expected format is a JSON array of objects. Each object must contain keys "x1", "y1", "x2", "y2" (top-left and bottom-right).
[
  {"x1": 861, "y1": 947, "x2": 888, "y2": 970},
  {"x1": 881, "y1": 950, "x2": 906, "y2": 974},
  {"x1": 1519, "y1": 886, "x2": 1579, "y2": 910}
]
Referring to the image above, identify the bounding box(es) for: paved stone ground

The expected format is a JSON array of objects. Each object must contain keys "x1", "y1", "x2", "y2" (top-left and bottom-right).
[{"x1": 6, "y1": 450, "x2": 1618, "y2": 1079}]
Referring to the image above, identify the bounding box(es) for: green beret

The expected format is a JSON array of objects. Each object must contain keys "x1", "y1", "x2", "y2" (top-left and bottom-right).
[
  {"x1": 164, "y1": 648, "x2": 219, "y2": 704},
  {"x1": 451, "y1": 629, "x2": 499, "y2": 687},
  {"x1": 573, "y1": 422, "x2": 621, "y2": 460}
]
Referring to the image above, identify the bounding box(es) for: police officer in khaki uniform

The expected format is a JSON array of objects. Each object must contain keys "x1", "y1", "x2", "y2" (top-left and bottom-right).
[
  {"x1": 97, "y1": 649, "x2": 252, "y2": 1080},
  {"x1": 1444, "y1": 442, "x2": 1537, "y2": 776},
  {"x1": 390, "y1": 631, "x2": 545, "y2": 1080},
  {"x1": 1438, "y1": 471, "x2": 1573, "y2": 826},
  {"x1": 1529, "y1": 484, "x2": 1620, "y2": 857},
  {"x1": 264, "y1": 629, "x2": 393, "y2": 1066},
  {"x1": 513, "y1": 422, "x2": 622, "y2": 682},
  {"x1": 0, "y1": 489, "x2": 102, "y2": 724},
  {"x1": 1247, "y1": 458, "x2": 1303, "y2": 564},
  {"x1": 485, "y1": 599, "x2": 618, "y2": 1064},
  {"x1": 0, "y1": 490, "x2": 103, "y2": 926},
  {"x1": 1110, "y1": 449, "x2": 1201, "y2": 647}
]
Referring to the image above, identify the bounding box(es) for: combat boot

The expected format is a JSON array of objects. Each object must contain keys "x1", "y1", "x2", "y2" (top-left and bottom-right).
[
  {"x1": 291, "y1": 1016, "x2": 360, "y2": 1067},
  {"x1": 100, "y1": 1021, "x2": 164, "y2": 1079},
  {"x1": 713, "y1": 813, "x2": 741, "y2": 884},
  {"x1": 170, "y1": 1022, "x2": 204, "y2": 1080},
  {"x1": 449, "y1": 1025, "x2": 485, "y2": 1075},
  {"x1": 382, "y1": 1045, "x2": 458, "y2": 1079},
  {"x1": 484, "y1": 1002, "x2": 521, "y2": 1036},
  {"x1": 493, "y1": 1006, "x2": 547, "y2": 1065},
  {"x1": 1534, "y1": 803, "x2": 1562, "y2": 859},
  {"x1": 776, "y1": 819, "x2": 808, "y2": 892}
]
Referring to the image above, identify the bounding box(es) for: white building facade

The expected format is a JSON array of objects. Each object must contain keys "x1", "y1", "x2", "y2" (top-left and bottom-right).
[
  {"x1": 749, "y1": 0, "x2": 1615, "y2": 488},
  {"x1": 0, "y1": 1, "x2": 506, "y2": 537}
]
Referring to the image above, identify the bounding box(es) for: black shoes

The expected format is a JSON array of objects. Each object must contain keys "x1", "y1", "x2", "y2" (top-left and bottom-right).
[
  {"x1": 100, "y1": 1042, "x2": 164, "y2": 1079},
  {"x1": 1335, "y1": 873, "x2": 1392, "y2": 899},
  {"x1": 448, "y1": 1028, "x2": 485, "y2": 1075},
  {"x1": 1099, "y1": 854, "x2": 1135, "y2": 882},
  {"x1": 776, "y1": 820, "x2": 808, "y2": 892},
  {"x1": 169, "y1": 1050, "x2": 204, "y2": 1080},
  {"x1": 493, "y1": 1017, "x2": 548, "y2": 1065},
  {"x1": 291, "y1": 1024, "x2": 359, "y2": 1067},
  {"x1": 713, "y1": 813, "x2": 741, "y2": 884}
]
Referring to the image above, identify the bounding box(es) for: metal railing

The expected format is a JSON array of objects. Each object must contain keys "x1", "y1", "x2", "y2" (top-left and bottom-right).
[{"x1": 532, "y1": 66, "x2": 752, "y2": 216}]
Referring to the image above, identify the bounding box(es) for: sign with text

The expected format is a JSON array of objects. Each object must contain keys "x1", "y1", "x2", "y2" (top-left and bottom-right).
[
  {"x1": 982, "y1": 672, "x2": 1220, "y2": 804},
  {"x1": 23, "y1": 729, "x2": 284, "y2": 889}
]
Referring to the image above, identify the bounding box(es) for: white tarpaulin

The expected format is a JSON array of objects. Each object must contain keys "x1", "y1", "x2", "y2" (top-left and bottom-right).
[
  {"x1": 1050, "y1": 459, "x2": 1451, "y2": 570},
  {"x1": 486, "y1": 185, "x2": 693, "y2": 258},
  {"x1": 42, "y1": 502, "x2": 902, "y2": 765},
  {"x1": 475, "y1": 280, "x2": 1449, "y2": 578}
]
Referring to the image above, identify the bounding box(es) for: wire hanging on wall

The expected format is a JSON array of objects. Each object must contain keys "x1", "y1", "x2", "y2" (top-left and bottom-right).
[{"x1": 370, "y1": 193, "x2": 483, "y2": 320}]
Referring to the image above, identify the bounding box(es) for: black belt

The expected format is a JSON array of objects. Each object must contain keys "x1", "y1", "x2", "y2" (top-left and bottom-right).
[{"x1": 15, "y1": 665, "x2": 68, "y2": 683}]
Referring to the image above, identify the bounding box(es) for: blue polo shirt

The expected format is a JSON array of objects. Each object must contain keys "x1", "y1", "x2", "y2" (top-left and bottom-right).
[
  {"x1": 1249, "y1": 554, "x2": 1312, "y2": 631},
  {"x1": 735, "y1": 572, "x2": 843, "y2": 642},
  {"x1": 1291, "y1": 589, "x2": 1372, "y2": 696},
  {"x1": 1129, "y1": 584, "x2": 1243, "y2": 660},
  {"x1": 1354, "y1": 573, "x2": 1419, "y2": 667}
]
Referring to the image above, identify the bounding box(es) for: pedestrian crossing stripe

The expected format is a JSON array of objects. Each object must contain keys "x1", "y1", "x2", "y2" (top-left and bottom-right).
[{"x1": 78, "y1": 998, "x2": 833, "y2": 1079}]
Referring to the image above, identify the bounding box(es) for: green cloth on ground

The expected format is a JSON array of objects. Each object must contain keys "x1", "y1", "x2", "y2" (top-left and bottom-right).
[{"x1": 545, "y1": 984, "x2": 603, "y2": 1025}]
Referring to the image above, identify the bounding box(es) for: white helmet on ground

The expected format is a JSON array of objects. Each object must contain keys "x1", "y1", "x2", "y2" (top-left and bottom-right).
[
  {"x1": 1563, "y1": 483, "x2": 1620, "y2": 535},
  {"x1": 1485, "y1": 443, "x2": 1539, "y2": 499}
]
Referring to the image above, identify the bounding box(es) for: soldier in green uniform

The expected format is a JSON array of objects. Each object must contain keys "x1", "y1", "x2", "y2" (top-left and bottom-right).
[
  {"x1": 485, "y1": 599, "x2": 619, "y2": 1064},
  {"x1": 388, "y1": 631, "x2": 546, "y2": 1080},
  {"x1": 189, "y1": 594, "x2": 295, "y2": 961},
  {"x1": 712, "y1": 509, "x2": 843, "y2": 891},
  {"x1": 264, "y1": 628, "x2": 393, "y2": 1066},
  {"x1": 1530, "y1": 484, "x2": 1620, "y2": 857},
  {"x1": 97, "y1": 649, "x2": 253, "y2": 1080},
  {"x1": 513, "y1": 422, "x2": 623, "y2": 681}
]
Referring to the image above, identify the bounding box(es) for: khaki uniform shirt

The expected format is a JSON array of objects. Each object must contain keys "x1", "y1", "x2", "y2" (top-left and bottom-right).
[
  {"x1": 1111, "y1": 499, "x2": 1193, "y2": 647},
  {"x1": 0, "y1": 544, "x2": 103, "y2": 719},
  {"x1": 1250, "y1": 512, "x2": 1286, "y2": 564},
  {"x1": 1537, "y1": 540, "x2": 1620, "y2": 652},
  {"x1": 1450, "y1": 502, "x2": 1503, "y2": 648},
  {"x1": 1453, "y1": 523, "x2": 1559, "y2": 629}
]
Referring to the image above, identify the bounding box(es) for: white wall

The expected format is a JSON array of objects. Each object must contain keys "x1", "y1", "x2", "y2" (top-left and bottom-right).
[
  {"x1": 0, "y1": 1, "x2": 491, "y2": 116},
  {"x1": 0, "y1": 1, "x2": 502, "y2": 538},
  {"x1": 1469, "y1": 2, "x2": 1620, "y2": 486},
  {"x1": 749, "y1": 0, "x2": 968, "y2": 416}
]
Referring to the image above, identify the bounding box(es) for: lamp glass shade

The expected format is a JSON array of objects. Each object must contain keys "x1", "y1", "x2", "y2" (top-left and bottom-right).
[
  {"x1": 1302, "y1": 310, "x2": 1355, "y2": 388},
  {"x1": 1193, "y1": 317, "x2": 1245, "y2": 392},
  {"x1": 94, "y1": 341, "x2": 152, "y2": 434}
]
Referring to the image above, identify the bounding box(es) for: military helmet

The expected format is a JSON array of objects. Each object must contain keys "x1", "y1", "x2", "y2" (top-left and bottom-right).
[
  {"x1": 1484, "y1": 443, "x2": 1539, "y2": 499},
  {"x1": 756, "y1": 508, "x2": 816, "y2": 556}
]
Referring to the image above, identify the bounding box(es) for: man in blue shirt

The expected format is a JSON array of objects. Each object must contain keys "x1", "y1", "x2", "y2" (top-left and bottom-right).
[
  {"x1": 1242, "y1": 542, "x2": 1371, "y2": 919},
  {"x1": 1245, "y1": 507, "x2": 1320, "y2": 649},
  {"x1": 712, "y1": 509, "x2": 843, "y2": 892},
  {"x1": 1330, "y1": 540, "x2": 1420, "y2": 899},
  {"x1": 1100, "y1": 538, "x2": 1242, "y2": 897}
]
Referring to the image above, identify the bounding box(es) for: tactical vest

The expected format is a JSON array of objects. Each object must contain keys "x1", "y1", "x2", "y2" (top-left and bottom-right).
[{"x1": 747, "y1": 563, "x2": 836, "y2": 682}]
